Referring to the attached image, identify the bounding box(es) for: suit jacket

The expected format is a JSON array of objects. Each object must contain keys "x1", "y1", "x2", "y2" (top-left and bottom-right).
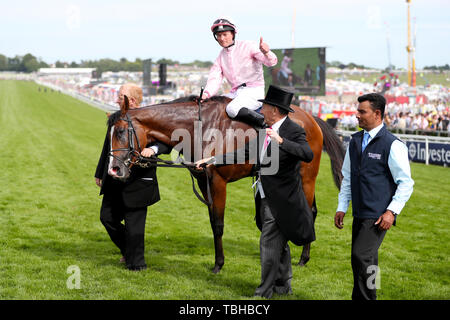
[
  {"x1": 256, "y1": 117, "x2": 315, "y2": 246},
  {"x1": 95, "y1": 129, "x2": 172, "y2": 209},
  {"x1": 220, "y1": 116, "x2": 316, "y2": 246}
]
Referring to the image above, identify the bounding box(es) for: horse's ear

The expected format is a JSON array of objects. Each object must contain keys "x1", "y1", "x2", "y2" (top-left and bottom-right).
[
  {"x1": 121, "y1": 95, "x2": 130, "y2": 115},
  {"x1": 106, "y1": 112, "x2": 111, "y2": 118}
]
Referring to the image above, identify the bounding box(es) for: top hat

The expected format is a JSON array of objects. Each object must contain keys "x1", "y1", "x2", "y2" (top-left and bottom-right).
[{"x1": 258, "y1": 85, "x2": 294, "y2": 112}]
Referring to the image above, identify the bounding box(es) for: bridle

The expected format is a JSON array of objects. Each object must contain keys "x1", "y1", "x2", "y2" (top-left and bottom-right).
[
  {"x1": 109, "y1": 113, "x2": 143, "y2": 171},
  {"x1": 107, "y1": 97, "x2": 214, "y2": 208}
]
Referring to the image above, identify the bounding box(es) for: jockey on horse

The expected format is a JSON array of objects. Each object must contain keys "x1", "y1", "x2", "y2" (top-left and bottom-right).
[{"x1": 201, "y1": 17, "x2": 278, "y2": 129}]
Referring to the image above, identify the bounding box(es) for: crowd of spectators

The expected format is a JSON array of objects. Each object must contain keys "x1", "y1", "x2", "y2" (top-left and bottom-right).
[
  {"x1": 301, "y1": 76, "x2": 450, "y2": 135},
  {"x1": 384, "y1": 109, "x2": 449, "y2": 133},
  {"x1": 28, "y1": 68, "x2": 450, "y2": 136},
  {"x1": 35, "y1": 72, "x2": 139, "y2": 108},
  {"x1": 34, "y1": 67, "x2": 211, "y2": 108},
  {"x1": 335, "y1": 101, "x2": 449, "y2": 134}
]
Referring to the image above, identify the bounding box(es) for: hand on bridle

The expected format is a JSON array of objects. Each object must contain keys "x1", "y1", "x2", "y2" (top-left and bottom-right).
[
  {"x1": 141, "y1": 147, "x2": 156, "y2": 158},
  {"x1": 194, "y1": 157, "x2": 216, "y2": 170}
]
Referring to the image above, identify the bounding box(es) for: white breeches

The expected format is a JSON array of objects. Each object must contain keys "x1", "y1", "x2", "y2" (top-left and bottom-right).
[{"x1": 223, "y1": 86, "x2": 265, "y2": 118}]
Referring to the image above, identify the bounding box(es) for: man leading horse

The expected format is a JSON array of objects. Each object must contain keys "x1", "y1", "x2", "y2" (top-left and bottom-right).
[{"x1": 95, "y1": 83, "x2": 172, "y2": 271}]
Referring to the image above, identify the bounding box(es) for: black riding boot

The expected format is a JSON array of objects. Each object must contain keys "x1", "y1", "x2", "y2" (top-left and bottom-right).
[{"x1": 234, "y1": 107, "x2": 267, "y2": 129}]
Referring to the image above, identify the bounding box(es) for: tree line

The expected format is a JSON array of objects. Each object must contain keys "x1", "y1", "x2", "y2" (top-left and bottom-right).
[
  {"x1": 423, "y1": 64, "x2": 450, "y2": 72},
  {"x1": 0, "y1": 53, "x2": 213, "y2": 74},
  {"x1": 327, "y1": 60, "x2": 371, "y2": 70},
  {"x1": 0, "y1": 53, "x2": 49, "y2": 73}
]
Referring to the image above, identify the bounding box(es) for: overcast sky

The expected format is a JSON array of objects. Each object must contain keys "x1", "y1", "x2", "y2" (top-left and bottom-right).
[{"x1": 1, "y1": 0, "x2": 449, "y2": 69}]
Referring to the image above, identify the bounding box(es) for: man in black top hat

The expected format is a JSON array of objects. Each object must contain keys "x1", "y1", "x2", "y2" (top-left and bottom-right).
[
  {"x1": 254, "y1": 85, "x2": 315, "y2": 298},
  {"x1": 196, "y1": 85, "x2": 315, "y2": 298}
]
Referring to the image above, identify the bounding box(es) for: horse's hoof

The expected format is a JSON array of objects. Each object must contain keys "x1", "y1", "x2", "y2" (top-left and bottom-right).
[
  {"x1": 297, "y1": 257, "x2": 309, "y2": 267},
  {"x1": 212, "y1": 265, "x2": 222, "y2": 274}
]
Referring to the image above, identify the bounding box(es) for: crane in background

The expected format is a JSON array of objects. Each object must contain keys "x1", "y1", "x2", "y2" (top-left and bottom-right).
[
  {"x1": 412, "y1": 16, "x2": 417, "y2": 87},
  {"x1": 385, "y1": 21, "x2": 392, "y2": 71},
  {"x1": 406, "y1": 0, "x2": 416, "y2": 87}
]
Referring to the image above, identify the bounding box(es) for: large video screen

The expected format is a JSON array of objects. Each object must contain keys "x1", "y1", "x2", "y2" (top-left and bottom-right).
[{"x1": 264, "y1": 47, "x2": 326, "y2": 96}]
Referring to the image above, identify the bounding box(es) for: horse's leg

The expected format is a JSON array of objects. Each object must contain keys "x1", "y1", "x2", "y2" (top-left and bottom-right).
[
  {"x1": 197, "y1": 171, "x2": 227, "y2": 274},
  {"x1": 297, "y1": 147, "x2": 321, "y2": 267},
  {"x1": 209, "y1": 172, "x2": 227, "y2": 274},
  {"x1": 298, "y1": 196, "x2": 317, "y2": 266}
]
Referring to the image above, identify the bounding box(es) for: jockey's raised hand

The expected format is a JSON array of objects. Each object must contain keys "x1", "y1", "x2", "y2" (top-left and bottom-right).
[{"x1": 259, "y1": 37, "x2": 270, "y2": 55}]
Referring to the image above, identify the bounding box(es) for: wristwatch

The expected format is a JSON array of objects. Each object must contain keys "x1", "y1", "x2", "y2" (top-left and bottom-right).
[{"x1": 388, "y1": 210, "x2": 397, "y2": 217}]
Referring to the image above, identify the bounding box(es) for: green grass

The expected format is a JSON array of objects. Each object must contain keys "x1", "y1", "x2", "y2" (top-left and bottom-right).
[{"x1": 0, "y1": 80, "x2": 449, "y2": 300}]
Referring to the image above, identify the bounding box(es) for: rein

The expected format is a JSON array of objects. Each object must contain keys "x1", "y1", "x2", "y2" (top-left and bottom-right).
[
  {"x1": 109, "y1": 114, "x2": 142, "y2": 171},
  {"x1": 109, "y1": 112, "x2": 213, "y2": 207},
  {"x1": 109, "y1": 92, "x2": 213, "y2": 208},
  {"x1": 135, "y1": 155, "x2": 213, "y2": 208}
]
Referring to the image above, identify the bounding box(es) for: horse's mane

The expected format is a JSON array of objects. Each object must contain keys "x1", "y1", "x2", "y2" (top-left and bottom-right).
[
  {"x1": 157, "y1": 95, "x2": 229, "y2": 105},
  {"x1": 107, "y1": 110, "x2": 122, "y2": 127},
  {"x1": 107, "y1": 95, "x2": 229, "y2": 126},
  {"x1": 159, "y1": 95, "x2": 197, "y2": 104}
]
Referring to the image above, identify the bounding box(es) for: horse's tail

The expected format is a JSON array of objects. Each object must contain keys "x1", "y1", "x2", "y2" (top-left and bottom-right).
[{"x1": 313, "y1": 116, "x2": 345, "y2": 190}]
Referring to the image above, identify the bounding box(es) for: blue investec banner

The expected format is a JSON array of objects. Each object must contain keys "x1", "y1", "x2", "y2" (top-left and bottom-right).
[
  {"x1": 340, "y1": 136, "x2": 450, "y2": 167},
  {"x1": 406, "y1": 141, "x2": 450, "y2": 166}
]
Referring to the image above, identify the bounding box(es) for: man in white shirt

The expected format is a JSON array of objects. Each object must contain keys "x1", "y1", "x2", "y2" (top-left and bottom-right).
[{"x1": 334, "y1": 93, "x2": 414, "y2": 300}]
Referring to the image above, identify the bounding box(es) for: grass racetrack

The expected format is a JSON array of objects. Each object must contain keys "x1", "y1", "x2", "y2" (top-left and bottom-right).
[{"x1": 0, "y1": 80, "x2": 449, "y2": 300}]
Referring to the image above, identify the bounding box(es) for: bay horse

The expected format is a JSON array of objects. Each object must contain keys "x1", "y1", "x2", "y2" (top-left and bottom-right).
[{"x1": 108, "y1": 96, "x2": 344, "y2": 273}]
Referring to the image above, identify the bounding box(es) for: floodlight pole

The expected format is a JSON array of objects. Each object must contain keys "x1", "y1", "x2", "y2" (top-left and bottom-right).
[{"x1": 406, "y1": 0, "x2": 413, "y2": 87}]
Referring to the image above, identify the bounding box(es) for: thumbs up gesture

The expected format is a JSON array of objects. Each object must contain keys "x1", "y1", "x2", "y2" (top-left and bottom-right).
[{"x1": 259, "y1": 37, "x2": 270, "y2": 55}]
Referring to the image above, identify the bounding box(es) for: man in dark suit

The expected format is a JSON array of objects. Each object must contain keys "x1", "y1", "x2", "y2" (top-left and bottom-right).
[
  {"x1": 95, "y1": 83, "x2": 171, "y2": 271},
  {"x1": 253, "y1": 85, "x2": 315, "y2": 298},
  {"x1": 196, "y1": 85, "x2": 315, "y2": 298},
  {"x1": 334, "y1": 93, "x2": 414, "y2": 299}
]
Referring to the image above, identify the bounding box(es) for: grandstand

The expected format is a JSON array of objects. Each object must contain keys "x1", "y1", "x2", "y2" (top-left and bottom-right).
[
  {"x1": 4, "y1": 63, "x2": 447, "y2": 137},
  {"x1": 37, "y1": 68, "x2": 96, "y2": 76}
]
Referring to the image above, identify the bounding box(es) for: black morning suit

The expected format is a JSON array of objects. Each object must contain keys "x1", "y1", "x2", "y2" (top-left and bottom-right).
[
  {"x1": 221, "y1": 116, "x2": 315, "y2": 297},
  {"x1": 254, "y1": 116, "x2": 315, "y2": 298},
  {"x1": 95, "y1": 130, "x2": 171, "y2": 270},
  {"x1": 256, "y1": 117, "x2": 315, "y2": 247}
]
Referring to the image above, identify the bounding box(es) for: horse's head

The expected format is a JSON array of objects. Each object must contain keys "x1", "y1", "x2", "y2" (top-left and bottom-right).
[{"x1": 107, "y1": 96, "x2": 148, "y2": 180}]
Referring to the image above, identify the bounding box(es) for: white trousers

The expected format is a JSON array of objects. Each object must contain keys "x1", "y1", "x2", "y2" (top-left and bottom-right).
[{"x1": 223, "y1": 86, "x2": 265, "y2": 118}]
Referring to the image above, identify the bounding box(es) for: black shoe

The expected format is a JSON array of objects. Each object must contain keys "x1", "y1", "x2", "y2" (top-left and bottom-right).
[
  {"x1": 273, "y1": 285, "x2": 293, "y2": 295},
  {"x1": 253, "y1": 290, "x2": 273, "y2": 299},
  {"x1": 127, "y1": 265, "x2": 147, "y2": 271},
  {"x1": 234, "y1": 108, "x2": 267, "y2": 129}
]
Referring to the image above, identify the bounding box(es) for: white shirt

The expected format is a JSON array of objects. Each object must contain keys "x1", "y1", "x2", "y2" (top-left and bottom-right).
[
  {"x1": 257, "y1": 116, "x2": 287, "y2": 198},
  {"x1": 337, "y1": 123, "x2": 414, "y2": 215}
]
